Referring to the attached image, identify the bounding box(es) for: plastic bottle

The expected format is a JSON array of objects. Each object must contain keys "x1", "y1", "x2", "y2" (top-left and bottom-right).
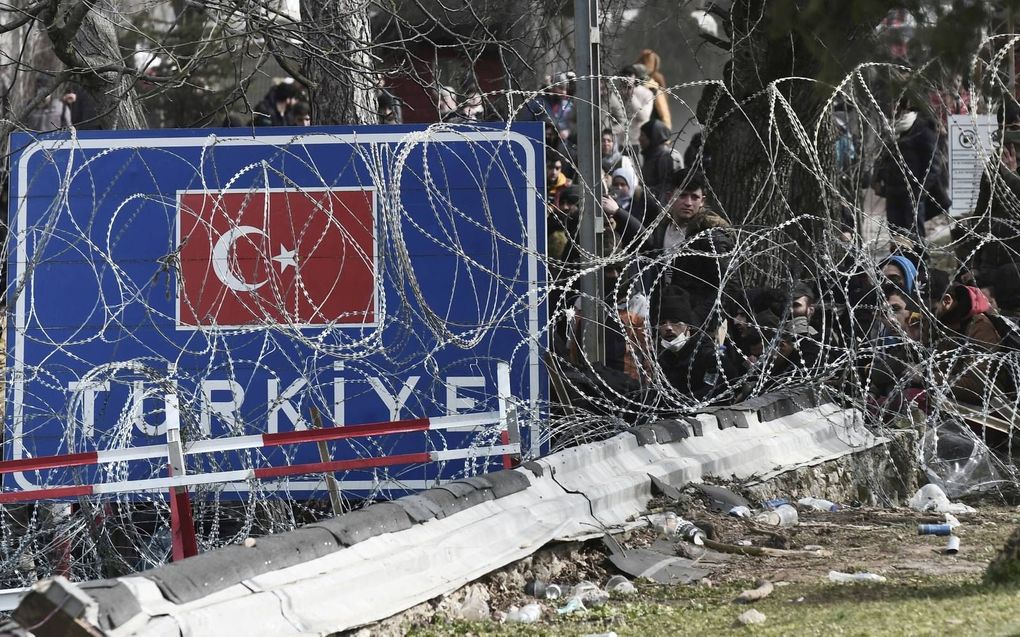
[
  {"x1": 754, "y1": 503, "x2": 799, "y2": 527},
  {"x1": 660, "y1": 511, "x2": 680, "y2": 536},
  {"x1": 729, "y1": 505, "x2": 752, "y2": 518},
  {"x1": 525, "y1": 580, "x2": 562, "y2": 599},
  {"x1": 827, "y1": 570, "x2": 886, "y2": 583},
  {"x1": 798, "y1": 497, "x2": 841, "y2": 512},
  {"x1": 761, "y1": 498, "x2": 789, "y2": 510}
]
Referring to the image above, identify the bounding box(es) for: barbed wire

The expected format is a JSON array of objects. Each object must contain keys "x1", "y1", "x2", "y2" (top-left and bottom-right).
[{"x1": 0, "y1": 0, "x2": 1018, "y2": 592}]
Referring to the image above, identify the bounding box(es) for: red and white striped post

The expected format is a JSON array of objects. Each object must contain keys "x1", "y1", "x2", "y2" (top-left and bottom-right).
[
  {"x1": 0, "y1": 365, "x2": 523, "y2": 559},
  {"x1": 165, "y1": 394, "x2": 198, "y2": 561}
]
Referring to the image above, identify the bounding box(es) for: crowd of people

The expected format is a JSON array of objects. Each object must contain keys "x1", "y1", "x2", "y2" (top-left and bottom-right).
[
  {"x1": 533, "y1": 51, "x2": 1020, "y2": 426},
  {"x1": 31, "y1": 51, "x2": 1020, "y2": 426}
]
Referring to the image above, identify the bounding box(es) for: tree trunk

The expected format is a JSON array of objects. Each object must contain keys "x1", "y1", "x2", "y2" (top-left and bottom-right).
[
  {"x1": 43, "y1": 0, "x2": 145, "y2": 130},
  {"x1": 299, "y1": 0, "x2": 377, "y2": 125},
  {"x1": 695, "y1": 0, "x2": 884, "y2": 284}
]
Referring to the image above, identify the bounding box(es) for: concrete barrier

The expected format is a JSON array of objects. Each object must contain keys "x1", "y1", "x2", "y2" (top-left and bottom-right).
[{"x1": 14, "y1": 391, "x2": 886, "y2": 636}]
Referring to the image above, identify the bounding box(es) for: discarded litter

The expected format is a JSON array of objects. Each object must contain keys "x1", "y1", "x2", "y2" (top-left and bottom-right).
[
  {"x1": 447, "y1": 585, "x2": 490, "y2": 622},
  {"x1": 755, "y1": 503, "x2": 799, "y2": 527},
  {"x1": 676, "y1": 519, "x2": 707, "y2": 545},
  {"x1": 908, "y1": 484, "x2": 976, "y2": 514},
  {"x1": 524, "y1": 580, "x2": 561, "y2": 600},
  {"x1": 918, "y1": 524, "x2": 953, "y2": 536},
  {"x1": 945, "y1": 513, "x2": 961, "y2": 529},
  {"x1": 736, "y1": 608, "x2": 767, "y2": 625},
  {"x1": 798, "y1": 497, "x2": 841, "y2": 512},
  {"x1": 506, "y1": 603, "x2": 543, "y2": 623},
  {"x1": 761, "y1": 498, "x2": 790, "y2": 510},
  {"x1": 828, "y1": 571, "x2": 887, "y2": 584},
  {"x1": 737, "y1": 539, "x2": 753, "y2": 546},
  {"x1": 729, "y1": 505, "x2": 752, "y2": 518},
  {"x1": 556, "y1": 597, "x2": 586, "y2": 615},
  {"x1": 735, "y1": 580, "x2": 774, "y2": 603},
  {"x1": 571, "y1": 581, "x2": 609, "y2": 607},
  {"x1": 803, "y1": 544, "x2": 824, "y2": 551},
  {"x1": 946, "y1": 535, "x2": 961, "y2": 555},
  {"x1": 605, "y1": 575, "x2": 637, "y2": 596},
  {"x1": 656, "y1": 511, "x2": 679, "y2": 536}
]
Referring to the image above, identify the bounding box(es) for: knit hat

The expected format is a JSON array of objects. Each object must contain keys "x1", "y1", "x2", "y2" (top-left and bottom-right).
[{"x1": 658, "y1": 286, "x2": 695, "y2": 325}]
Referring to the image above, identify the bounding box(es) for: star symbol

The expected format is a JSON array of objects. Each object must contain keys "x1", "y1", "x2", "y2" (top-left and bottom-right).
[{"x1": 272, "y1": 244, "x2": 297, "y2": 272}]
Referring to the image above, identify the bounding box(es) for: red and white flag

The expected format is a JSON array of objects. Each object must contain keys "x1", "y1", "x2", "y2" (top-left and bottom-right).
[{"x1": 178, "y1": 188, "x2": 376, "y2": 328}]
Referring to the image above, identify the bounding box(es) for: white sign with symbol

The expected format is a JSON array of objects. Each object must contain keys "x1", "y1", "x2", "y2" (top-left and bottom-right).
[{"x1": 948, "y1": 114, "x2": 997, "y2": 217}]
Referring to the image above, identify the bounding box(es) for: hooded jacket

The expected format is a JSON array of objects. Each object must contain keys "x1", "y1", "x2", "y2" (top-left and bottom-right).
[
  {"x1": 883, "y1": 255, "x2": 918, "y2": 294},
  {"x1": 932, "y1": 286, "x2": 1005, "y2": 403}
]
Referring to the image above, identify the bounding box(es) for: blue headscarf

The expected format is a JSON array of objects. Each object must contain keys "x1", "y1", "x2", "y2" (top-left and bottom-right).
[{"x1": 885, "y1": 255, "x2": 917, "y2": 294}]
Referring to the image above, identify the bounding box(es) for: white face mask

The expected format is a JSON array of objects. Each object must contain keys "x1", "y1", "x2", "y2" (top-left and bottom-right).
[{"x1": 660, "y1": 332, "x2": 689, "y2": 352}]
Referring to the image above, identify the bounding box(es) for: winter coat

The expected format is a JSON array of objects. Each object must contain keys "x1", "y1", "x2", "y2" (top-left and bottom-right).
[
  {"x1": 639, "y1": 120, "x2": 677, "y2": 199},
  {"x1": 644, "y1": 209, "x2": 734, "y2": 326},
  {"x1": 253, "y1": 95, "x2": 289, "y2": 127},
  {"x1": 658, "y1": 331, "x2": 718, "y2": 398},
  {"x1": 932, "y1": 289, "x2": 1006, "y2": 404},
  {"x1": 876, "y1": 115, "x2": 941, "y2": 203},
  {"x1": 960, "y1": 166, "x2": 1020, "y2": 310}
]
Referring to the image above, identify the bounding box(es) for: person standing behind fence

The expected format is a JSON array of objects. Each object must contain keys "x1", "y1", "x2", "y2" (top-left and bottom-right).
[
  {"x1": 619, "y1": 65, "x2": 655, "y2": 166},
  {"x1": 635, "y1": 49, "x2": 672, "y2": 131},
  {"x1": 253, "y1": 82, "x2": 300, "y2": 126},
  {"x1": 872, "y1": 100, "x2": 945, "y2": 240},
  {"x1": 640, "y1": 120, "x2": 682, "y2": 203}
]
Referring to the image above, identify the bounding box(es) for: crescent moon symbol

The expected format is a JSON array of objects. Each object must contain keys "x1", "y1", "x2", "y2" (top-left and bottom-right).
[{"x1": 211, "y1": 225, "x2": 267, "y2": 292}]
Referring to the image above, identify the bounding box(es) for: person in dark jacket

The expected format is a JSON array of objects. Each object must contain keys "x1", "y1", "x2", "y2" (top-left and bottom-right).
[
  {"x1": 253, "y1": 82, "x2": 300, "y2": 126},
  {"x1": 645, "y1": 169, "x2": 733, "y2": 326},
  {"x1": 873, "y1": 102, "x2": 945, "y2": 239},
  {"x1": 656, "y1": 286, "x2": 719, "y2": 399},
  {"x1": 639, "y1": 119, "x2": 678, "y2": 202},
  {"x1": 930, "y1": 284, "x2": 1005, "y2": 404}
]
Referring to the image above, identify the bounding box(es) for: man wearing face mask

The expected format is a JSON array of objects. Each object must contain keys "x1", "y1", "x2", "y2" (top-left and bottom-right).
[{"x1": 656, "y1": 286, "x2": 719, "y2": 398}]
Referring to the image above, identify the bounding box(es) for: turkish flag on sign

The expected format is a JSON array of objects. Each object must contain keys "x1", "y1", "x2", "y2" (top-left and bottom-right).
[{"x1": 178, "y1": 188, "x2": 376, "y2": 328}]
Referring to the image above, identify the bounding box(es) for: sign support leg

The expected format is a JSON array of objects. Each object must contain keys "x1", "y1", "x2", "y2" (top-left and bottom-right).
[{"x1": 165, "y1": 394, "x2": 198, "y2": 560}]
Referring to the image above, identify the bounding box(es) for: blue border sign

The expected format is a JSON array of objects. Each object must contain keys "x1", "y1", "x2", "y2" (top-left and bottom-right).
[{"x1": 6, "y1": 124, "x2": 546, "y2": 497}]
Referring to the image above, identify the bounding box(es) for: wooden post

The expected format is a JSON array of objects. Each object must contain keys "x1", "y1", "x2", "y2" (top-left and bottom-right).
[{"x1": 309, "y1": 407, "x2": 344, "y2": 516}]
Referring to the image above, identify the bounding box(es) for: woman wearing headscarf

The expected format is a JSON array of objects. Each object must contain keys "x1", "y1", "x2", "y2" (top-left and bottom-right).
[{"x1": 602, "y1": 163, "x2": 647, "y2": 250}]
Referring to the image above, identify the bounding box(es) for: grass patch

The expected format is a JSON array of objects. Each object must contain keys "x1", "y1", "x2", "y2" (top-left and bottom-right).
[{"x1": 408, "y1": 575, "x2": 1020, "y2": 636}]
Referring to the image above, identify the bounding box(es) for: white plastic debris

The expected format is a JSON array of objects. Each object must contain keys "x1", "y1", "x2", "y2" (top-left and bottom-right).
[
  {"x1": 944, "y1": 513, "x2": 961, "y2": 529},
  {"x1": 605, "y1": 575, "x2": 637, "y2": 596},
  {"x1": 571, "y1": 581, "x2": 609, "y2": 607},
  {"x1": 556, "y1": 597, "x2": 586, "y2": 615},
  {"x1": 908, "y1": 484, "x2": 976, "y2": 514},
  {"x1": 506, "y1": 603, "x2": 542, "y2": 623},
  {"x1": 736, "y1": 609, "x2": 767, "y2": 625},
  {"x1": 828, "y1": 570, "x2": 887, "y2": 584},
  {"x1": 754, "y1": 503, "x2": 799, "y2": 527},
  {"x1": 797, "y1": 497, "x2": 840, "y2": 512}
]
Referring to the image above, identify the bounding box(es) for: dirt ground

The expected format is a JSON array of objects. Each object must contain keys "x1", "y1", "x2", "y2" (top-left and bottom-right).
[{"x1": 393, "y1": 492, "x2": 1020, "y2": 637}]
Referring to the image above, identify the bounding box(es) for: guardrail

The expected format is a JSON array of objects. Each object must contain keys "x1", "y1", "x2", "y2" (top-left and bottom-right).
[{"x1": 1, "y1": 363, "x2": 520, "y2": 559}]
